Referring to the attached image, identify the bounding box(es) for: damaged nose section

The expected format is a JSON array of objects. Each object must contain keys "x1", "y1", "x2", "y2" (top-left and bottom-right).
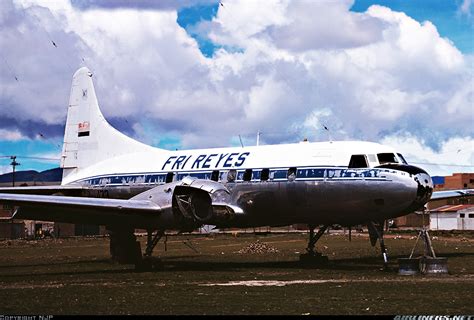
[
  {"x1": 413, "y1": 171, "x2": 433, "y2": 207},
  {"x1": 376, "y1": 163, "x2": 433, "y2": 210}
]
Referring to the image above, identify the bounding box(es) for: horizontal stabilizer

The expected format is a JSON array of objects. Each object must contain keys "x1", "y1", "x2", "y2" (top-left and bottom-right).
[{"x1": 429, "y1": 189, "x2": 474, "y2": 201}]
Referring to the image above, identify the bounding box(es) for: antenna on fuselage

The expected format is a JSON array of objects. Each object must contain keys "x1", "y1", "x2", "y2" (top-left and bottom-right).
[{"x1": 323, "y1": 124, "x2": 333, "y2": 142}]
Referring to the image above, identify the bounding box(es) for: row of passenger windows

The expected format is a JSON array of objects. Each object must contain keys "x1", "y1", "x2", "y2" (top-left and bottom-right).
[
  {"x1": 84, "y1": 168, "x2": 344, "y2": 186},
  {"x1": 84, "y1": 165, "x2": 393, "y2": 186},
  {"x1": 166, "y1": 167, "x2": 298, "y2": 183}
]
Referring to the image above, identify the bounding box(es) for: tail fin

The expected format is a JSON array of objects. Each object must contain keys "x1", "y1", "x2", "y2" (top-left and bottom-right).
[{"x1": 60, "y1": 67, "x2": 158, "y2": 184}]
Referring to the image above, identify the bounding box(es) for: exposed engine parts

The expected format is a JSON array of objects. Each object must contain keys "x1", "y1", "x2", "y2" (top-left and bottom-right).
[{"x1": 129, "y1": 176, "x2": 244, "y2": 231}]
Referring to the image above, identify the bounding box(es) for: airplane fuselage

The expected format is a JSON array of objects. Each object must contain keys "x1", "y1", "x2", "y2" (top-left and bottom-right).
[{"x1": 62, "y1": 140, "x2": 433, "y2": 228}]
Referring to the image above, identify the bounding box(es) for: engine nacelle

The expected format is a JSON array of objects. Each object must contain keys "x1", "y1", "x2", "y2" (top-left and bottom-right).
[
  {"x1": 131, "y1": 177, "x2": 243, "y2": 229},
  {"x1": 173, "y1": 177, "x2": 242, "y2": 225}
]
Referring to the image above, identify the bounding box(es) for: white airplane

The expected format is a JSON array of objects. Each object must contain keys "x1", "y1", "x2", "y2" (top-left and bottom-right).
[{"x1": 0, "y1": 67, "x2": 472, "y2": 268}]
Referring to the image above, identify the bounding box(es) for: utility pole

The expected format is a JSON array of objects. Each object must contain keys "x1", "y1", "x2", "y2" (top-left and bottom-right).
[{"x1": 10, "y1": 156, "x2": 20, "y2": 187}]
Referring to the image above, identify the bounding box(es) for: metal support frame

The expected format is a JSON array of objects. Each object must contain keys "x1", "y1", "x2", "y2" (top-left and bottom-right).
[
  {"x1": 409, "y1": 229, "x2": 436, "y2": 259},
  {"x1": 144, "y1": 229, "x2": 165, "y2": 257},
  {"x1": 306, "y1": 225, "x2": 329, "y2": 256}
]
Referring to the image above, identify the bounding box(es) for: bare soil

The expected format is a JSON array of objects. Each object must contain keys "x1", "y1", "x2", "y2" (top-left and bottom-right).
[{"x1": 0, "y1": 231, "x2": 473, "y2": 315}]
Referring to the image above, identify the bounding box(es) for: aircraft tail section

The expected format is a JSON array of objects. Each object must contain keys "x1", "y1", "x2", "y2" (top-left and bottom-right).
[{"x1": 60, "y1": 67, "x2": 158, "y2": 184}]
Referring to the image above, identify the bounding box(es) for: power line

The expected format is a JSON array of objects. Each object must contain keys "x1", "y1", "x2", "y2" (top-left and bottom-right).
[
  {"x1": 0, "y1": 155, "x2": 59, "y2": 161},
  {"x1": 411, "y1": 162, "x2": 474, "y2": 168}
]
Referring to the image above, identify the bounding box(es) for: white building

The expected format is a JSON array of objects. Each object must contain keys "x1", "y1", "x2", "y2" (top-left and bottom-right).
[{"x1": 430, "y1": 204, "x2": 474, "y2": 231}]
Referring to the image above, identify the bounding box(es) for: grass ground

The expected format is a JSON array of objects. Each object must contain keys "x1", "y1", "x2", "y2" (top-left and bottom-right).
[{"x1": 0, "y1": 231, "x2": 473, "y2": 315}]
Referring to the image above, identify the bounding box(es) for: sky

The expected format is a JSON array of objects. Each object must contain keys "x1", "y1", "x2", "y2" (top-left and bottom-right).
[{"x1": 0, "y1": 0, "x2": 473, "y2": 176}]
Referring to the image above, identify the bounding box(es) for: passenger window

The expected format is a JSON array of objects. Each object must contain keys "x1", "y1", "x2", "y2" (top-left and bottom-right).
[
  {"x1": 287, "y1": 167, "x2": 297, "y2": 181},
  {"x1": 377, "y1": 153, "x2": 399, "y2": 164},
  {"x1": 165, "y1": 172, "x2": 174, "y2": 183},
  {"x1": 243, "y1": 169, "x2": 252, "y2": 181},
  {"x1": 252, "y1": 170, "x2": 261, "y2": 180},
  {"x1": 269, "y1": 171, "x2": 275, "y2": 180},
  {"x1": 211, "y1": 170, "x2": 219, "y2": 182},
  {"x1": 261, "y1": 168, "x2": 269, "y2": 181},
  {"x1": 348, "y1": 155, "x2": 368, "y2": 168},
  {"x1": 273, "y1": 170, "x2": 287, "y2": 179},
  {"x1": 227, "y1": 169, "x2": 236, "y2": 182}
]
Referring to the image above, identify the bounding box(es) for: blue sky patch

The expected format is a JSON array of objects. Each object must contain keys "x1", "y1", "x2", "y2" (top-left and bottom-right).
[
  {"x1": 177, "y1": 3, "x2": 220, "y2": 57},
  {"x1": 351, "y1": 0, "x2": 474, "y2": 53}
]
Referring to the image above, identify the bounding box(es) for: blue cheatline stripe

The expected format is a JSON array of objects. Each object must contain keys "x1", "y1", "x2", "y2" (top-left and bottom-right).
[{"x1": 73, "y1": 166, "x2": 396, "y2": 187}]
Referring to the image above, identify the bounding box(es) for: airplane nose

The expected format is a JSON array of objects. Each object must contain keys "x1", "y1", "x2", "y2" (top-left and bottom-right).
[
  {"x1": 413, "y1": 170, "x2": 433, "y2": 206},
  {"x1": 375, "y1": 163, "x2": 433, "y2": 210}
]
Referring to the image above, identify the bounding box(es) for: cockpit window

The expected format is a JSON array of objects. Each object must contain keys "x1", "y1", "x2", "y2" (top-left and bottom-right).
[
  {"x1": 367, "y1": 154, "x2": 377, "y2": 163},
  {"x1": 377, "y1": 153, "x2": 399, "y2": 164},
  {"x1": 348, "y1": 155, "x2": 369, "y2": 168},
  {"x1": 397, "y1": 153, "x2": 408, "y2": 164}
]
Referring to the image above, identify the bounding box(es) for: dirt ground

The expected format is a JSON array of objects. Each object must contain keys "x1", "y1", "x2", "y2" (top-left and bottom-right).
[{"x1": 0, "y1": 230, "x2": 473, "y2": 315}]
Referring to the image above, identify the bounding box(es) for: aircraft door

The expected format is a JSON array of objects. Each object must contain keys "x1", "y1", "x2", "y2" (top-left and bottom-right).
[{"x1": 165, "y1": 172, "x2": 174, "y2": 183}]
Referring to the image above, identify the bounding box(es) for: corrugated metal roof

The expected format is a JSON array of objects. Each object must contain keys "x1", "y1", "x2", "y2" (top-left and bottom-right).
[{"x1": 430, "y1": 204, "x2": 474, "y2": 212}]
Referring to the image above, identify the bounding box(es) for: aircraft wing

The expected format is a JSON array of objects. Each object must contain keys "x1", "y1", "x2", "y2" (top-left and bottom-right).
[
  {"x1": 0, "y1": 193, "x2": 162, "y2": 229},
  {"x1": 429, "y1": 189, "x2": 474, "y2": 201},
  {"x1": 0, "y1": 177, "x2": 244, "y2": 230}
]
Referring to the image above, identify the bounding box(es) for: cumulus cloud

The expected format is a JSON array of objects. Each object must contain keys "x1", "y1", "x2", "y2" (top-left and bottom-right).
[
  {"x1": 0, "y1": 165, "x2": 13, "y2": 175},
  {"x1": 381, "y1": 135, "x2": 474, "y2": 176},
  {"x1": 459, "y1": 0, "x2": 473, "y2": 16},
  {"x1": 70, "y1": 0, "x2": 216, "y2": 11},
  {"x1": 0, "y1": 0, "x2": 472, "y2": 174},
  {"x1": 0, "y1": 128, "x2": 26, "y2": 141}
]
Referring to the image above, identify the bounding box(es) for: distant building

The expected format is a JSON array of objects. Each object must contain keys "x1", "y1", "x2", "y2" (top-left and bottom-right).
[
  {"x1": 392, "y1": 211, "x2": 429, "y2": 228},
  {"x1": 428, "y1": 173, "x2": 474, "y2": 210},
  {"x1": 0, "y1": 205, "x2": 25, "y2": 239},
  {"x1": 394, "y1": 172, "x2": 474, "y2": 228},
  {"x1": 444, "y1": 173, "x2": 474, "y2": 190},
  {"x1": 430, "y1": 204, "x2": 474, "y2": 231}
]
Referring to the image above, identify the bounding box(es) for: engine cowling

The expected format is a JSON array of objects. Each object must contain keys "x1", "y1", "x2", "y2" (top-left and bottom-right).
[
  {"x1": 131, "y1": 176, "x2": 243, "y2": 229},
  {"x1": 174, "y1": 186, "x2": 213, "y2": 222}
]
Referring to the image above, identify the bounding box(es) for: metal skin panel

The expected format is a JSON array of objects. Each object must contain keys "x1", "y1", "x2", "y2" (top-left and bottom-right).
[{"x1": 210, "y1": 168, "x2": 431, "y2": 228}]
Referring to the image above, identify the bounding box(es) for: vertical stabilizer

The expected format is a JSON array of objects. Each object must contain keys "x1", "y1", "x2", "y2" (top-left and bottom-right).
[{"x1": 60, "y1": 67, "x2": 159, "y2": 184}]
